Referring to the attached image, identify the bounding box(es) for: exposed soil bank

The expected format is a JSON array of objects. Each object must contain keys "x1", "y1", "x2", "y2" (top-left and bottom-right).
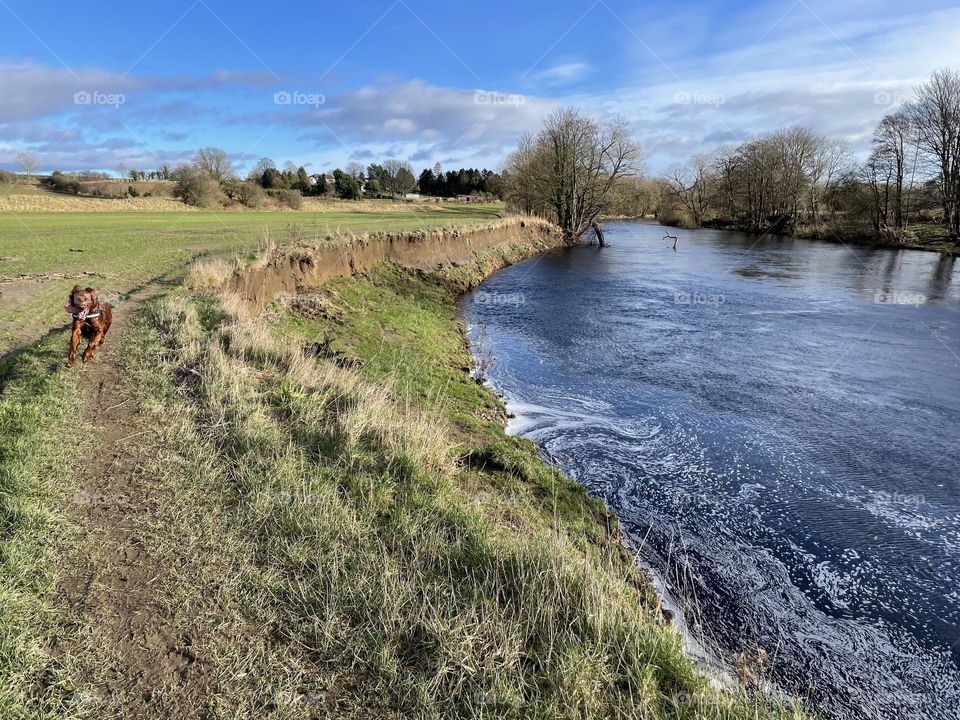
[{"x1": 228, "y1": 218, "x2": 564, "y2": 311}]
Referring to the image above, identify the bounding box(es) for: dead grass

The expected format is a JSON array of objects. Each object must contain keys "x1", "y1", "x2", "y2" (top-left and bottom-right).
[
  {"x1": 0, "y1": 194, "x2": 194, "y2": 213},
  {"x1": 185, "y1": 258, "x2": 234, "y2": 291}
]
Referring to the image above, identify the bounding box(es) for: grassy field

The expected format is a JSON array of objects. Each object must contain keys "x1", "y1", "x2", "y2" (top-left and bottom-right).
[{"x1": 0, "y1": 204, "x2": 505, "y2": 356}]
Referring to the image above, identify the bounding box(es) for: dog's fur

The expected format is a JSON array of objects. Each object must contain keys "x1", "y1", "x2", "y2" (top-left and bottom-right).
[{"x1": 66, "y1": 285, "x2": 113, "y2": 367}]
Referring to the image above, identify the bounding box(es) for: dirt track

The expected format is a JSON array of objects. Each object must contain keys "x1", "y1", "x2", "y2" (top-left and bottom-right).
[{"x1": 54, "y1": 282, "x2": 212, "y2": 718}]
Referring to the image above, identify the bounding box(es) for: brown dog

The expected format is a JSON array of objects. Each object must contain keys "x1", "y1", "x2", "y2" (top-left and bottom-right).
[{"x1": 65, "y1": 285, "x2": 113, "y2": 367}]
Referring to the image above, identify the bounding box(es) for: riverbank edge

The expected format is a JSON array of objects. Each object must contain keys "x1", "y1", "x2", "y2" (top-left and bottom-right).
[
  {"x1": 225, "y1": 216, "x2": 568, "y2": 311},
  {"x1": 222, "y1": 218, "x2": 808, "y2": 717}
]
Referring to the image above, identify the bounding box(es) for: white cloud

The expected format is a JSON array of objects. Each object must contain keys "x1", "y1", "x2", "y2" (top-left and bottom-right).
[
  {"x1": 0, "y1": 61, "x2": 144, "y2": 122},
  {"x1": 290, "y1": 80, "x2": 558, "y2": 163},
  {"x1": 533, "y1": 61, "x2": 590, "y2": 85},
  {"x1": 594, "y1": 4, "x2": 960, "y2": 171}
]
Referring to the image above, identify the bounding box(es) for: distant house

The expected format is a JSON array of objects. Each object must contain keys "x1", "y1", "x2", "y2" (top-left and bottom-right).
[{"x1": 404, "y1": 193, "x2": 421, "y2": 200}]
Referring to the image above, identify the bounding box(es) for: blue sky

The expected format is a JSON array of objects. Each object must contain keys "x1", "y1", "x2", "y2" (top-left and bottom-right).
[{"x1": 2, "y1": 0, "x2": 959, "y2": 176}]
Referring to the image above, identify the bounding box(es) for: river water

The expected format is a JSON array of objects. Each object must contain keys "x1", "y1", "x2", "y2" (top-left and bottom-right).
[{"x1": 461, "y1": 221, "x2": 960, "y2": 720}]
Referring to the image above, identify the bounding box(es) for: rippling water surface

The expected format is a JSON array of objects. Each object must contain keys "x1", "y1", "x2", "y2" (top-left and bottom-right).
[{"x1": 462, "y1": 221, "x2": 960, "y2": 719}]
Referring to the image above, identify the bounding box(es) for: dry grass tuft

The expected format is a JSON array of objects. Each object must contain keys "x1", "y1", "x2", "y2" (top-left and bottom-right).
[
  {"x1": 0, "y1": 194, "x2": 194, "y2": 212},
  {"x1": 186, "y1": 258, "x2": 234, "y2": 290}
]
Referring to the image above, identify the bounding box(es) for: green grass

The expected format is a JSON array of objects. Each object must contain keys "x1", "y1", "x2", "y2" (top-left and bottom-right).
[
  {"x1": 0, "y1": 205, "x2": 504, "y2": 355},
  {"x1": 0, "y1": 333, "x2": 83, "y2": 718},
  {"x1": 906, "y1": 222, "x2": 958, "y2": 251}
]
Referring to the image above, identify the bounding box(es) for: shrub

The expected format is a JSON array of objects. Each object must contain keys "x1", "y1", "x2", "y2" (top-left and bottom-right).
[
  {"x1": 277, "y1": 188, "x2": 302, "y2": 209},
  {"x1": 172, "y1": 164, "x2": 224, "y2": 208},
  {"x1": 46, "y1": 171, "x2": 82, "y2": 195},
  {"x1": 127, "y1": 185, "x2": 140, "y2": 198},
  {"x1": 224, "y1": 180, "x2": 265, "y2": 209},
  {"x1": 87, "y1": 182, "x2": 125, "y2": 199},
  {"x1": 0, "y1": 169, "x2": 14, "y2": 185}
]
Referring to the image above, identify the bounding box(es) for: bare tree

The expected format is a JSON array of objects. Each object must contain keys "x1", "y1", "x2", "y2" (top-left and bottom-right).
[
  {"x1": 809, "y1": 137, "x2": 852, "y2": 225},
  {"x1": 702, "y1": 127, "x2": 831, "y2": 231},
  {"x1": 911, "y1": 68, "x2": 960, "y2": 237},
  {"x1": 503, "y1": 132, "x2": 543, "y2": 215},
  {"x1": 194, "y1": 147, "x2": 234, "y2": 182},
  {"x1": 252, "y1": 157, "x2": 276, "y2": 176},
  {"x1": 345, "y1": 162, "x2": 366, "y2": 181},
  {"x1": 505, "y1": 108, "x2": 641, "y2": 241},
  {"x1": 15, "y1": 150, "x2": 39, "y2": 181},
  {"x1": 381, "y1": 159, "x2": 417, "y2": 196},
  {"x1": 860, "y1": 147, "x2": 897, "y2": 231},
  {"x1": 666, "y1": 154, "x2": 714, "y2": 226},
  {"x1": 871, "y1": 111, "x2": 914, "y2": 229}
]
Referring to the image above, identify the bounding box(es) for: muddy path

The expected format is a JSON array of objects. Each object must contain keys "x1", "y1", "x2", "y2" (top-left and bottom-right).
[{"x1": 53, "y1": 280, "x2": 213, "y2": 718}]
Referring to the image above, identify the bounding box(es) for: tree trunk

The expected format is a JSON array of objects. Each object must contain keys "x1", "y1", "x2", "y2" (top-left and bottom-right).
[{"x1": 592, "y1": 222, "x2": 606, "y2": 247}]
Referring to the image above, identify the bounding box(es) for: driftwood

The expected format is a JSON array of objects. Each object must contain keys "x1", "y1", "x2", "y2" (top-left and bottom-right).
[
  {"x1": 591, "y1": 222, "x2": 606, "y2": 247},
  {"x1": 664, "y1": 233, "x2": 679, "y2": 250}
]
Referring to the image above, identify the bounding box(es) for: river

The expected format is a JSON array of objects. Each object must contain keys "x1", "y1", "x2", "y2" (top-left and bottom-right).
[{"x1": 461, "y1": 220, "x2": 960, "y2": 720}]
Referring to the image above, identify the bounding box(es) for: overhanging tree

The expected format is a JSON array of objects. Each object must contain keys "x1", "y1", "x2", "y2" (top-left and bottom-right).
[{"x1": 505, "y1": 108, "x2": 641, "y2": 243}]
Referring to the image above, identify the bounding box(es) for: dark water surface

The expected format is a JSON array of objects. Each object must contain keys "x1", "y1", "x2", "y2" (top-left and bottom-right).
[{"x1": 462, "y1": 221, "x2": 960, "y2": 720}]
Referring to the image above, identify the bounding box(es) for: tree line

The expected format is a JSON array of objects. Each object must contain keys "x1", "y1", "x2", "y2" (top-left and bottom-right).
[
  {"x1": 137, "y1": 155, "x2": 503, "y2": 206},
  {"x1": 660, "y1": 68, "x2": 960, "y2": 242}
]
